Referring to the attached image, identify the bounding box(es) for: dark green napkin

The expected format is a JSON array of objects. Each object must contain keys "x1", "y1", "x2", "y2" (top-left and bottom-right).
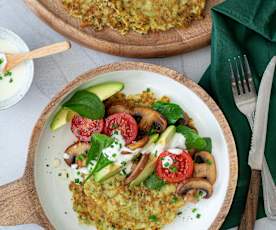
[{"x1": 199, "y1": 0, "x2": 276, "y2": 228}]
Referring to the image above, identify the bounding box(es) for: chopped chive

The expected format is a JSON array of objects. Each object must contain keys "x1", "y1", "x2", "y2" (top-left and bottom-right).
[
  {"x1": 196, "y1": 213, "x2": 201, "y2": 219},
  {"x1": 0, "y1": 58, "x2": 3, "y2": 65},
  {"x1": 171, "y1": 196, "x2": 178, "y2": 203},
  {"x1": 177, "y1": 211, "x2": 182, "y2": 216},
  {"x1": 149, "y1": 215, "x2": 158, "y2": 222},
  {"x1": 206, "y1": 159, "x2": 212, "y2": 165},
  {"x1": 9, "y1": 78, "x2": 13, "y2": 83},
  {"x1": 192, "y1": 208, "x2": 197, "y2": 213},
  {"x1": 170, "y1": 166, "x2": 178, "y2": 173},
  {"x1": 4, "y1": 70, "x2": 12, "y2": 76}
]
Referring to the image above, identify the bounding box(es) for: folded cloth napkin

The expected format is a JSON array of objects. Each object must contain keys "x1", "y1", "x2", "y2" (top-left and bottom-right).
[{"x1": 199, "y1": 0, "x2": 276, "y2": 228}]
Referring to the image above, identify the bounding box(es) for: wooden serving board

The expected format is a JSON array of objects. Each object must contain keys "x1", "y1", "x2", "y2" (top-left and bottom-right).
[{"x1": 25, "y1": 0, "x2": 221, "y2": 58}]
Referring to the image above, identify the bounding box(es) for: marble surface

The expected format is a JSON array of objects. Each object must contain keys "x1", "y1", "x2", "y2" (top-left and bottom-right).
[{"x1": 0, "y1": 0, "x2": 275, "y2": 229}]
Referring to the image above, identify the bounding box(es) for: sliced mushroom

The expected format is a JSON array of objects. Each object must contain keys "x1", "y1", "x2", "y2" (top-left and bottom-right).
[
  {"x1": 64, "y1": 141, "x2": 91, "y2": 167},
  {"x1": 133, "y1": 107, "x2": 167, "y2": 133},
  {"x1": 125, "y1": 153, "x2": 150, "y2": 184},
  {"x1": 127, "y1": 136, "x2": 149, "y2": 150},
  {"x1": 193, "y1": 151, "x2": 217, "y2": 185},
  {"x1": 107, "y1": 104, "x2": 134, "y2": 115},
  {"x1": 176, "y1": 178, "x2": 213, "y2": 199}
]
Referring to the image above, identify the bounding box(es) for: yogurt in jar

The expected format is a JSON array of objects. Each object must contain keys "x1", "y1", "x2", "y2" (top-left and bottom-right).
[{"x1": 0, "y1": 28, "x2": 33, "y2": 110}]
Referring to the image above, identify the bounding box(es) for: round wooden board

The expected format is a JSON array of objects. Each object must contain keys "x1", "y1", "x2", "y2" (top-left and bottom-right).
[
  {"x1": 25, "y1": 0, "x2": 221, "y2": 58},
  {"x1": 0, "y1": 62, "x2": 237, "y2": 230}
]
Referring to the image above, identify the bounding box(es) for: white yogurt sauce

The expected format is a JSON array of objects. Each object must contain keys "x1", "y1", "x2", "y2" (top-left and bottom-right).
[
  {"x1": 167, "y1": 148, "x2": 183, "y2": 155},
  {"x1": 0, "y1": 39, "x2": 29, "y2": 102},
  {"x1": 150, "y1": 132, "x2": 187, "y2": 157},
  {"x1": 168, "y1": 133, "x2": 186, "y2": 149},
  {"x1": 102, "y1": 130, "x2": 140, "y2": 165}
]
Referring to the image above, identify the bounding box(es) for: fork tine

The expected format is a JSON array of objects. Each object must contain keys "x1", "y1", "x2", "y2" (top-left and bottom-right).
[
  {"x1": 238, "y1": 55, "x2": 249, "y2": 93},
  {"x1": 234, "y1": 57, "x2": 245, "y2": 94},
  {"x1": 243, "y1": 54, "x2": 256, "y2": 94},
  {"x1": 228, "y1": 59, "x2": 240, "y2": 96}
]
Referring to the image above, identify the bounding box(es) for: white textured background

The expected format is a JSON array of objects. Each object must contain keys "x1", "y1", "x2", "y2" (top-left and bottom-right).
[{"x1": 0, "y1": 0, "x2": 274, "y2": 229}]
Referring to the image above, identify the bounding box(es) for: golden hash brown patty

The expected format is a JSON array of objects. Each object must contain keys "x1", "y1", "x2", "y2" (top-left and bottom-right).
[
  {"x1": 70, "y1": 175, "x2": 185, "y2": 230},
  {"x1": 62, "y1": 0, "x2": 206, "y2": 34}
]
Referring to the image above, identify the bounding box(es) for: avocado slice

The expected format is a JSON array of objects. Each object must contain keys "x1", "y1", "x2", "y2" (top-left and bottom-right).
[
  {"x1": 157, "y1": 125, "x2": 176, "y2": 147},
  {"x1": 129, "y1": 126, "x2": 176, "y2": 187},
  {"x1": 86, "y1": 81, "x2": 124, "y2": 101},
  {"x1": 50, "y1": 108, "x2": 76, "y2": 131},
  {"x1": 130, "y1": 156, "x2": 157, "y2": 187},
  {"x1": 50, "y1": 81, "x2": 124, "y2": 131},
  {"x1": 94, "y1": 163, "x2": 121, "y2": 182}
]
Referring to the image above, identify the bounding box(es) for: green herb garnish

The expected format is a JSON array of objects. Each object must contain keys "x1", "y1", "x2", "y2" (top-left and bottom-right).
[
  {"x1": 171, "y1": 196, "x2": 178, "y2": 204},
  {"x1": 0, "y1": 58, "x2": 3, "y2": 65},
  {"x1": 149, "y1": 215, "x2": 158, "y2": 222},
  {"x1": 4, "y1": 70, "x2": 12, "y2": 76},
  {"x1": 206, "y1": 159, "x2": 212, "y2": 165},
  {"x1": 196, "y1": 213, "x2": 201, "y2": 219},
  {"x1": 192, "y1": 208, "x2": 197, "y2": 213},
  {"x1": 170, "y1": 166, "x2": 178, "y2": 173}
]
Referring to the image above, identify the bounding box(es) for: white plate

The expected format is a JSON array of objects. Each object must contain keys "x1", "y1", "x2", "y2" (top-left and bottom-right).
[{"x1": 33, "y1": 65, "x2": 236, "y2": 230}]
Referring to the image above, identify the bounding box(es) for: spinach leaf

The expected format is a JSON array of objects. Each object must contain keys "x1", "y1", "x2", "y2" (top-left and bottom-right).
[
  {"x1": 84, "y1": 134, "x2": 114, "y2": 183},
  {"x1": 203, "y1": 137, "x2": 212, "y2": 153},
  {"x1": 144, "y1": 173, "x2": 166, "y2": 190},
  {"x1": 152, "y1": 101, "x2": 184, "y2": 125},
  {"x1": 176, "y1": 125, "x2": 207, "y2": 150},
  {"x1": 64, "y1": 90, "x2": 105, "y2": 119},
  {"x1": 87, "y1": 133, "x2": 114, "y2": 164}
]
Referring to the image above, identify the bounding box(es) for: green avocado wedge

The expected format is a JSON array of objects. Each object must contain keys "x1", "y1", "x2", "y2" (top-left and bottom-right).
[
  {"x1": 94, "y1": 163, "x2": 121, "y2": 182},
  {"x1": 50, "y1": 82, "x2": 124, "y2": 131},
  {"x1": 86, "y1": 81, "x2": 124, "y2": 101}
]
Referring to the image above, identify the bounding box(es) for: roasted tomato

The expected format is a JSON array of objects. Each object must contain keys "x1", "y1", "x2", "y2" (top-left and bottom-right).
[
  {"x1": 71, "y1": 115, "x2": 104, "y2": 142},
  {"x1": 156, "y1": 150, "x2": 193, "y2": 183},
  {"x1": 104, "y1": 112, "x2": 138, "y2": 144}
]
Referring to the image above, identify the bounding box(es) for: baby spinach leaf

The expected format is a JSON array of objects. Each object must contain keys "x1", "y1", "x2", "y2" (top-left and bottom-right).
[
  {"x1": 64, "y1": 90, "x2": 105, "y2": 119},
  {"x1": 87, "y1": 133, "x2": 113, "y2": 164},
  {"x1": 92, "y1": 157, "x2": 113, "y2": 173},
  {"x1": 176, "y1": 125, "x2": 207, "y2": 151},
  {"x1": 84, "y1": 134, "x2": 114, "y2": 183},
  {"x1": 152, "y1": 101, "x2": 184, "y2": 124},
  {"x1": 203, "y1": 137, "x2": 212, "y2": 153},
  {"x1": 144, "y1": 173, "x2": 166, "y2": 190}
]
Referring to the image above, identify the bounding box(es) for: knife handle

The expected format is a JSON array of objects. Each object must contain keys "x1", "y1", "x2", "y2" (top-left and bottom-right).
[{"x1": 238, "y1": 169, "x2": 261, "y2": 230}]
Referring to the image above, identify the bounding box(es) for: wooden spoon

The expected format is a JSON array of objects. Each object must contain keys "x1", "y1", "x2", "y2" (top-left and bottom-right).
[{"x1": 4, "y1": 41, "x2": 71, "y2": 71}]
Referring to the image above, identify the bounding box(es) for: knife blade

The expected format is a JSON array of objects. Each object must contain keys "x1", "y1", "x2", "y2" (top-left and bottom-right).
[{"x1": 248, "y1": 56, "x2": 276, "y2": 170}]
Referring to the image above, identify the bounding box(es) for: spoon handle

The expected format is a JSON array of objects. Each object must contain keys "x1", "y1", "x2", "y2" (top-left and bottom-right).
[{"x1": 22, "y1": 41, "x2": 71, "y2": 60}]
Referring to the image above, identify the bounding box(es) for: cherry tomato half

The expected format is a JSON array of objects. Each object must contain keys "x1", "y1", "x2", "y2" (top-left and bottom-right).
[
  {"x1": 104, "y1": 112, "x2": 138, "y2": 144},
  {"x1": 156, "y1": 150, "x2": 193, "y2": 183},
  {"x1": 71, "y1": 115, "x2": 104, "y2": 142}
]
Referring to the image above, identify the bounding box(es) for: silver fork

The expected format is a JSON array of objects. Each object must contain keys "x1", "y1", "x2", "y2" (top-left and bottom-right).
[{"x1": 229, "y1": 55, "x2": 276, "y2": 220}]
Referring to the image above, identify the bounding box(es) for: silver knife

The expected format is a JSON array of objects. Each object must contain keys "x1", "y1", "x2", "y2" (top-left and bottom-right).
[
  {"x1": 239, "y1": 56, "x2": 276, "y2": 230},
  {"x1": 248, "y1": 56, "x2": 276, "y2": 169}
]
